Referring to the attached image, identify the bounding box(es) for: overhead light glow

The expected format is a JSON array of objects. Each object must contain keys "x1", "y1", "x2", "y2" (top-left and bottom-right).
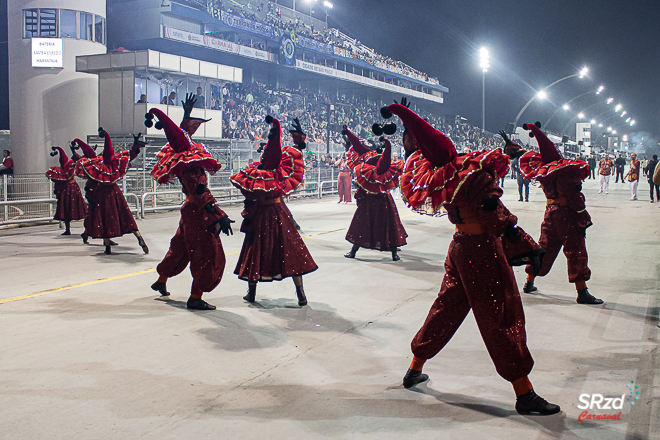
[
  {"x1": 626, "y1": 117, "x2": 631, "y2": 123},
  {"x1": 323, "y1": 1, "x2": 333, "y2": 7},
  {"x1": 607, "y1": 97, "x2": 614, "y2": 104},
  {"x1": 479, "y1": 47, "x2": 490, "y2": 72},
  {"x1": 598, "y1": 123, "x2": 603, "y2": 128},
  {"x1": 578, "y1": 112, "x2": 585, "y2": 119},
  {"x1": 615, "y1": 104, "x2": 622, "y2": 112},
  {"x1": 590, "y1": 119, "x2": 596, "y2": 124},
  {"x1": 630, "y1": 120, "x2": 636, "y2": 126},
  {"x1": 579, "y1": 66, "x2": 589, "y2": 78},
  {"x1": 607, "y1": 126, "x2": 613, "y2": 132},
  {"x1": 563, "y1": 104, "x2": 570, "y2": 110},
  {"x1": 612, "y1": 130, "x2": 617, "y2": 134},
  {"x1": 596, "y1": 85, "x2": 605, "y2": 94},
  {"x1": 620, "y1": 111, "x2": 627, "y2": 117},
  {"x1": 537, "y1": 90, "x2": 547, "y2": 100}
]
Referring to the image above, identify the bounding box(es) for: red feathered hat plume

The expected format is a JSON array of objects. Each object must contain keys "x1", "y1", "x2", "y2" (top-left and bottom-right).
[
  {"x1": 50, "y1": 146, "x2": 69, "y2": 167},
  {"x1": 381, "y1": 104, "x2": 457, "y2": 167},
  {"x1": 147, "y1": 108, "x2": 192, "y2": 153},
  {"x1": 523, "y1": 122, "x2": 562, "y2": 163},
  {"x1": 74, "y1": 138, "x2": 96, "y2": 158},
  {"x1": 99, "y1": 128, "x2": 115, "y2": 164}
]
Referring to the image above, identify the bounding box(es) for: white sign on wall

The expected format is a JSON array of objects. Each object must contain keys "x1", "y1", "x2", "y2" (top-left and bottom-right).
[{"x1": 31, "y1": 38, "x2": 63, "y2": 68}]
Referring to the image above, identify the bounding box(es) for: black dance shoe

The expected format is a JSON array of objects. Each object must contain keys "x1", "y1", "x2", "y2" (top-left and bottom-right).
[
  {"x1": 523, "y1": 281, "x2": 537, "y2": 294},
  {"x1": 104, "y1": 245, "x2": 111, "y2": 255},
  {"x1": 392, "y1": 252, "x2": 401, "y2": 261},
  {"x1": 186, "y1": 297, "x2": 216, "y2": 310},
  {"x1": 151, "y1": 281, "x2": 170, "y2": 296},
  {"x1": 61, "y1": 230, "x2": 71, "y2": 236},
  {"x1": 81, "y1": 233, "x2": 89, "y2": 244},
  {"x1": 344, "y1": 251, "x2": 356, "y2": 258},
  {"x1": 137, "y1": 236, "x2": 149, "y2": 254},
  {"x1": 402, "y1": 368, "x2": 429, "y2": 389},
  {"x1": 296, "y1": 285, "x2": 308, "y2": 306},
  {"x1": 576, "y1": 288, "x2": 604, "y2": 305},
  {"x1": 243, "y1": 283, "x2": 257, "y2": 303},
  {"x1": 515, "y1": 390, "x2": 561, "y2": 415}
]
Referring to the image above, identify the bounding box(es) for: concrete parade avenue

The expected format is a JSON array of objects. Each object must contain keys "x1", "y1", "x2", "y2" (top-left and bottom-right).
[{"x1": 0, "y1": 178, "x2": 658, "y2": 440}]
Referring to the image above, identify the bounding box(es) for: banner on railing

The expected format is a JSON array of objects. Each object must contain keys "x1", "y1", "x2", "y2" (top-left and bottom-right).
[
  {"x1": 296, "y1": 35, "x2": 334, "y2": 55},
  {"x1": 219, "y1": 10, "x2": 276, "y2": 39}
]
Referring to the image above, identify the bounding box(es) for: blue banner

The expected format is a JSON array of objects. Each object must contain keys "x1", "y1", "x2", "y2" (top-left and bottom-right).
[{"x1": 296, "y1": 35, "x2": 333, "y2": 55}]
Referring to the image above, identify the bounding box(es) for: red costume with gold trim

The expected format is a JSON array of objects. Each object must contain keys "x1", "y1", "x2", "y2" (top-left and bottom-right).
[
  {"x1": 46, "y1": 146, "x2": 87, "y2": 225},
  {"x1": 343, "y1": 126, "x2": 407, "y2": 258},
  {"x1": 75, "y1": 130, "x2": 142, "y2": 241},
  {"x1": 230, "y1": 116, "x2": 316, "y2": 305},
  {"x1": 513, "y1": 123, "x2": 601, "y2": 304},
  {"x1": 384, "y1": 104, "x2": 559, "y2": 415},
  {"x1": 147, "y1": 107, "x2": 231, "y2": 309}
]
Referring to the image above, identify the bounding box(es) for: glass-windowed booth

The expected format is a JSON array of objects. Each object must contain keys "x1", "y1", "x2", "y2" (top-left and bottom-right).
[{"x1": 76, "y1": 50, "x2": 243, "y2": 139}]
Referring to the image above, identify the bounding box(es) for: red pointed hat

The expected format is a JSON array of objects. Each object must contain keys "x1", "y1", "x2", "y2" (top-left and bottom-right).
[
  {"x1": 381, "y1": 104, "x2": 457, "y2": 167},
  {"x1": 50, "y1": 146, "x2": 69, "y2": 168},
  {"x1": 147, "y1": 108, "x2": 222, "y2": 184},
  {"x1": 260, "y1": 115, "x2": 282, "y2": 170},
  {"x1": 522, "y1": 122, "x2": 562, "y2": 163},
  {"x1": 342, "y1": 125, "x2": 370, "y2": 156},
  {"x1": 74, "y1": 138, "x2": 96, "y2": 158},
  {"x1": 99, "y1": 128, "x2": 115, "y2": 164},
  {"x1": 147, "y1": 109, "x2": 192, "y2": 153}
]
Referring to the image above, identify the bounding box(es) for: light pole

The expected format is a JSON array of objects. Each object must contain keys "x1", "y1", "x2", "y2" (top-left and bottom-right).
[
  {"x1": 322, "y1": 1, "x2": 333, "y2": 28},
  {"x1": 479, "y1": 48, "x2": 489, "y2": 134},
  {"x1": 512, "y1": 66, "x2": 589, "y2": 128},
  {"x1": 544, "y1": 85, "x2": 603, "y2": 128}
]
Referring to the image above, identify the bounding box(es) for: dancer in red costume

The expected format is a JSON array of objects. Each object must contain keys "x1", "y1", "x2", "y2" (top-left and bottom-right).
[
  {"x1": 506, "y1": 123, "x2": 603, "y2": 305},
  {"x1": 76, "y1": 128, "x2": 148, "y2": 255},
  {"x1": 381, "y1": 102, "x2": 559, "y2": 415},
  {"x1": 71, "y1": 138, "x2": 100, "y2": 245},
  {"x1": 46, "y1": 146, "x2": 87, "y2": 235},
  {"x1": 335, "y1": 151, "x2": 352, "y2": 204},
  {"x1": 342, "y1": 124, "x2": 407, "y2": 261},
  {"x1": 230, "y1": 116, "x2": 317, "y2": 306},
  {"x1": 146, "y1": 101, "x2": 234, "y2": 311}
]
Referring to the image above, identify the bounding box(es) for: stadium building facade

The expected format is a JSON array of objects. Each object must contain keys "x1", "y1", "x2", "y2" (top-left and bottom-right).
[{"x1": 7, "y1": 0, "x2": 448, "y2": 174}]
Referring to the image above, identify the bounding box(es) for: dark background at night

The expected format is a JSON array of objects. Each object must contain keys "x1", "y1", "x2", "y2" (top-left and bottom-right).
[
  {"x1": 0, "y1": 1, "x2": 657, "y2": 141},
  {"x1": 324, "y1": 0, "x2": 658, "y2": 140}
]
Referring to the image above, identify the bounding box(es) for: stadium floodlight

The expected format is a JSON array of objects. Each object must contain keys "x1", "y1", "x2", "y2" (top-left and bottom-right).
[
  {"x1": 607, "y1": 97, "x2": 614, "y2": 104},
  {"x1": 479, "y1": 47, "x2": 490, "y2": 134},
  {"x1": 563, "y1": 104, "x2": 570, "y2": 110},
  {"x1": 623, "y1": 135, "x2": 628, "y2": 141},
  {"x1": 479, "y1": 47, "x2": 490, "y2": 72},
  {"x1": 607, "y1": 126, "x2": 613, "y2": 132},
  {"x1": 598, "y1": 123, "x2": 603, "y2": 128},
  {"x1": 620, "y1": 111, "x2": 627, "y2": 117},
  {"x1": 596, "y1": 85, "x2": 605, "y2": 94},
  {"x1": 615, "y1": 103, "x2": 622, "y2": 112},
  {"x1": 612, "y1": 130, "x2": 617, "y2": 134},
  {"x1": 579, "y1": 66, "x2": 589, "y2": 78},
  {"x1": 323, "y1": 1, "x2": 333, "y2": 8},
  {"x1": 626, "y1": 117, "x2": 631, "y2": 123},
  {"x1": 578, "y1": 112, "x2": 585, "y2": 119},
  {"x1": 630, "y1": 120, "x2": 636, "y2": 126},
  {"x1": 590, "y1": 119, "x2": 596, "y2": 124},
  {"x1": 537, "y1": 90, "x2": 547, "y2": 100}
]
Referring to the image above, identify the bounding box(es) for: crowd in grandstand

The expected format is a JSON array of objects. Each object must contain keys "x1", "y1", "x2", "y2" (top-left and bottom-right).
[{"x1": 216, "y1": 81, "x2": 499, "y2": 156}]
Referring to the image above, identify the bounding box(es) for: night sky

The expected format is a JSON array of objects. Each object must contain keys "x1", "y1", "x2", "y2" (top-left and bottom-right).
[{"x1": 328, "y1": 0, "x2": 658, "y2": 142}]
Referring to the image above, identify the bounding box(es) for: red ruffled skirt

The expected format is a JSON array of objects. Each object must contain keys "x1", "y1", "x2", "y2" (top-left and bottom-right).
[
  {"x1": 86, "y1": 182, "x2": 138, "y2": 238},
  {"x1": 346, "y1": 190, "x2": 407, "y2": 250},
  {"x1": 235, "y1": 200, "x2": 317, "y2": 282},
  {"x1": 54, "y1": 180, "x2": 87, "y2": 221}
]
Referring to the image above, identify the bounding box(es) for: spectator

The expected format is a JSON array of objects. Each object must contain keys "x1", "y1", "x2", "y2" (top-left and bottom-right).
[
  {"x1": 625, "y1": 153, "x2": 640, "y2": 201},
  {"x1": 614, "y1": 153, "x2": 626, "y2": 183},
  {"x1": 587, "y1": 154, "x2": 596, "y2": 179},
  {"x1": 0, "y1": 150, "x2": 13, "y2": 175},
  {"x1": 137, "y1": 94, "x2": 147, "y2": 103},
  {"x1": 646, "y1": 154, "x2": 659, "y2": 203},
  {"x1": 193, "y1": 87, "x2": 205, "y2": 108},
  {"x1": 167, "y1": 91, "x2": 177, "y2": 106}
]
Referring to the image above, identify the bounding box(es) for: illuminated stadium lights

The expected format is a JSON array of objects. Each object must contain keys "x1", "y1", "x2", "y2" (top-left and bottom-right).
[
  {"x1": 615, "y1": 104, "x2": 622, "y2": 112},
  {"x1": 626, "y1": 117, "x2": 631, "y2": 123},
  {"x1": 607, "y1": 126, "x2": 613, "y2": 132},
  {"x1": 630, "y1": 120, "x2": 636, "y2": 126},
  {"x1": 590, "y1": 119, "x2": 596, "y2": 124},
  {"x1": 612, "y1": 130, "x2": 617, "y2": 134},
  {"x1": 323, "y1": 1, "x2": 333, "y2": 8},
  {"x1": 563, "y1": 104, "x2": 570, "y2": 110},
  {"x1": 607, "y1": 97, "x2": 614, "y2": 104},
  {"x1": 596, "y1": 85, "x2": 605, "y2": 94},
  {"x1": 620, "y1": 111, "x2": 627, "y2": 117},
  {"x1": 623, "y1": 135, "x2": 628, "y2": 141},
  {"x1": 537, "y1": 90, "x2": 547, "y2": 100},
  {"x1": 599, "y1": 123, "x2": 603, "y2": 127},
  {"x1": 479, "y1": 47, "x2": 490, "y2": 72},
  {"x1": 577, "y1": 112, "x2": 585, "y2": 119},
  {"x1": 579, "y1": 66, "x2": 589, "y2": 78}
]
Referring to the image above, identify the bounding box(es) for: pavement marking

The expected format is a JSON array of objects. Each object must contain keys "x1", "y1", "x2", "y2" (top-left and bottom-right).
[{"x1": 0, "y1": 227, "x2": 349, "y2": 305}]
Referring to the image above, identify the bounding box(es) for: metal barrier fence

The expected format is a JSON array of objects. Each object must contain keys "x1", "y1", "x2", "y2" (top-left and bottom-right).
[{"x1": 1, "y1": 140, "x2": 352, "y2": 226}]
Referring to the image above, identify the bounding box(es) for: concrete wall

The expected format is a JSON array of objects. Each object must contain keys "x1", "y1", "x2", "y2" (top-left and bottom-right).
[{"x1": 8, "y1": 1, "x2": 107, "y2": 174}]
